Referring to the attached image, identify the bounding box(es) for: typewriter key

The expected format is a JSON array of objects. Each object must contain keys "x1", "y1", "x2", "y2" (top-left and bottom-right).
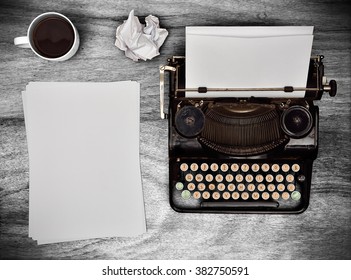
[
  {"x1": 175, "y1": 106, "x2": 205, "y2": 138},
  {"x1": 241, "y1": 192, "x2": 249, "y2": 200},
  {"x1": 175, "y1": 182, "x2": 184, "y2": 190},
  {"x1": 223, "y1": 192, "x2": 231, "y2": 200},
  {"x1": 291, "y1": 191, "x2": 301, "y2": 201},
  {"x1": 271, "y1": 164, "x2": 280, "y2": 172},
  {"x1": 252, "y1": 192, "x2": 260, "y2": 200},
  {"x1": 210, "y1": 163, "x2": 219, "y2": 172},
  {"x1": 237, "y1": 183, "x2": 245, "y2": 192},
  {"x1": 195, "y1": 174, "x2": 203, "y2": 182},
  {"x1": 277, "y1": 184, "x2": 285, "y2": 192},
  {"x1": 190, "y1": 163, "x2": 199, "y2": 172},
  {"x1": 193, "y1": 191, "x2": 201, "y2": 199},
  {"x1": 276, "y1": 174, "x2": 284, "y2": 183},
  {"x1": 185, "y1": 174, "x2": 193, "y2": 182},
  {"x1": 220, "y1": 164, "x2": 229, "y2": 172},
  {"x1": 287, "y1": 183, "x2": 296, "y2": 192},
  {"x1": 215, "y1": 174, "x2": 224, "y2": 182},
  {"x1": 257, "y1": 183, "x2": 266, "y2": 192},
  {"x1": 247, "y1": 183, "x2": 255, "y2": 192},
  {"x1": 265, "y1": 174, "x2": 274, "y2": 183},
  {"x1": 197, "y1": 183, "x2": 206, "y2": 191},
  {"x1": 262, "y1": 192, "x2": 270, "y2": 200},
  {"x1": 267, "y1": 184, "x2": 275, "y2": 192},
  {"x1": 201, "y1": 163, "x2": 209, "y2": 172},
  {"x1": 202, "y1": 191, "x2": 210, "y2": 199},
  {"x1": 251, "y1": 164, "x2": 260, "y2": 172},
  {"x1": 217, "y1": 183, "x2": 226, "y2": 191},
  {"x1": 209, "y1": 183, "x2": 216, "y2": 191},
  {"x1": 232, "y1": 192, "x2": 240, "y2": 200},
  {"x1": 241, "y1": 164, "x2": 249, "y2": 172},
  {"x1": 180, "y1": 163, "x2": 188, "y2": 172},
  {"x1": 255, "y1": 174, "x2": 264, "y2": 183},
  {"x1": 212, "y1": 192, "x2": 220, "y2": 200},
  {"x1": 245, "y1": 174, "x2": 254, "y2": 183},
  {"x1": 235, "y1": 174, "x2": 244, "y2": 182},
  {"x1": 181, "y1": 190, "x2": 191, "y2": 200},
  {"x1": 292, "y1": 164, "x2": 300, "y2": 172},
  {"x1": 187, "y1": 183, "x2": 196, "y2": 191},
  {"x1": 225, "y1": 174, "x2": 234, "y2": 182},
  {"x1": 205, "y1": 174, "x2": 213, "y2": 182},
  {"x1": 286, "y1": 174, "x2": 294, "y2": 183},
  {"x1": 272, "y1": 192, "x2": 280, "y2": 200},
  {"x1": 261, "y1": 163, "x2": 270, "y2": 172},
  {"x1": 282, "y1": 192, "x2": 290, "y2": 200},
  {"x1": 231, "y1": 163, "x2": 239, "y2": 172},
  {"x1": 282, "y1": 164, "x2": 290, "y2": 172},
  {"x1": 227, "y1": 183, "x2": 235, "y2": 192}
]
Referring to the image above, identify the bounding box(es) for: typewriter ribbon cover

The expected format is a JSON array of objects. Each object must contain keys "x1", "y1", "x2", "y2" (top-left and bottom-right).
[{"x1": 160, "y1": 26, "x2": 337, "y2": 214}]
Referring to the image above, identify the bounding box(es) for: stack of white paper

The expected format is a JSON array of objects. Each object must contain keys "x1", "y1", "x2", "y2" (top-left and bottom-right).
[
  {"x1": 22, "y1": 81, "x2": 146, "y2": 244},
  {"x1": 186, "y1": 26, "x2": 314, "y2": 98}
]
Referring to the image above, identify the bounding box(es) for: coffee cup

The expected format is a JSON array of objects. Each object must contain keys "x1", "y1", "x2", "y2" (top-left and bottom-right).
[{"x1": 14, "y1": 12, "x2": 79, "y2": 61}]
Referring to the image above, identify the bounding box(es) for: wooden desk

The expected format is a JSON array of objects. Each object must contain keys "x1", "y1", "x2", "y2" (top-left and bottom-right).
[{"x1": 1, "y1": 0, "x2": 350, "y2": 259}]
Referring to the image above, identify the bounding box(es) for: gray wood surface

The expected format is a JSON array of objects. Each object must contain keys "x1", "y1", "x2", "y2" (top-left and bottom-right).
[{"x1": 0, "y1": 0, "x2": 350, "y2": 259}]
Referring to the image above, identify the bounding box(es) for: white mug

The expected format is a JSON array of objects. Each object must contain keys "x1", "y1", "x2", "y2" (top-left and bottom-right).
[{"x1": 14, "y1": 12, "x2": 79, "y2": 61}]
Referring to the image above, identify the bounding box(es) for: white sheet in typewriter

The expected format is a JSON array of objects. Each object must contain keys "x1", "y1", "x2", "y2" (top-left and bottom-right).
[{"x1": 185, "y1": 26, "x2": 313, "y2": 98}]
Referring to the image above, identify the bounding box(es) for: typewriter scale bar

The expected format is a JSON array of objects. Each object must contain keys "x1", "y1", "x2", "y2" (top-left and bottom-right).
[{"x1": 170, "y1": 160, "x2": 311, "y2": 214}]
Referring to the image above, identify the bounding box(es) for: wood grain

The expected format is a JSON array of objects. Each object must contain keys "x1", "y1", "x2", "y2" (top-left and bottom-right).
[{"x1": 0, "y1": 0, "x2": 350, "y2": 259}]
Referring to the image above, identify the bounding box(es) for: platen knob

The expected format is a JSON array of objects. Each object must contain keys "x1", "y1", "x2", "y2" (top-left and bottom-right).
[{"x1": 329, "y1": 80, "x2": 337, "y2": 97}]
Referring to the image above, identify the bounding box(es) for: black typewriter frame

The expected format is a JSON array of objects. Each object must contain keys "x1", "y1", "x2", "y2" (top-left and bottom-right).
[{"x1": 160, "y1": 55, "x2": 336, "y2": 214}]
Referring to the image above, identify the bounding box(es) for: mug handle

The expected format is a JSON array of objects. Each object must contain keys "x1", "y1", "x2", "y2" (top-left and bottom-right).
[{"x1": 14, "y1": 36, "x2": 30, "y2": 48}]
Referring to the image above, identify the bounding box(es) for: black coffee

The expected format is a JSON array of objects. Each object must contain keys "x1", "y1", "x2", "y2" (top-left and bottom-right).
[{"x1": 33, "y1": 17, "x2": 74, "y2": 58}]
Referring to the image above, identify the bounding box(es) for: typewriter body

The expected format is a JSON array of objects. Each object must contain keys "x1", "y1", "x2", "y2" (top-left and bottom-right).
[{"x1": 160, "y1": 55, "x2": 336, "y2": 213}]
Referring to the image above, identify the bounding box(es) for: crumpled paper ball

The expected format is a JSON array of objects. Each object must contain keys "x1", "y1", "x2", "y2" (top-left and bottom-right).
[{"x1": 115, "y1": 10, "x2": 168, "y2": 61}]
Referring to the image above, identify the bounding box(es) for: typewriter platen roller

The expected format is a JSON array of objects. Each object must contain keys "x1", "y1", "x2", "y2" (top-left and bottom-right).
[{"x1": 160, "y1": 55, "x2": 336, "y2": 213}]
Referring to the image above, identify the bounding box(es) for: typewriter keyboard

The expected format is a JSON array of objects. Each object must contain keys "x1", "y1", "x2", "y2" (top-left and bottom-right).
[{"x1": 172, "y1": 161, "x2": 306, "y2": 211}]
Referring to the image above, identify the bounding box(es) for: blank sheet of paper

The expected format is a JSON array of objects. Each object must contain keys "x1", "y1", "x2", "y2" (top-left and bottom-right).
[
  {"x1": 22, "y1": 82, "x2": 146, "y2": 244},
  {"x1": 186, "y1": 26, "x2": 313, "y2": 98}
]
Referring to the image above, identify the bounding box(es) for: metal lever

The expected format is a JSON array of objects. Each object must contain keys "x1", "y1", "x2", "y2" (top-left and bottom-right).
[{"x1": 159, "y1": 65, "x2": 176, "y2": 119}]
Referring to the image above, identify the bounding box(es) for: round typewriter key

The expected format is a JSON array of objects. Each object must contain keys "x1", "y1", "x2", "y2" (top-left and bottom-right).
[
  {"x1": 205, "y1": 174, "x2": 213, "y2": 182},
  {"x1": 223, "y1": 192, "x2": 231, "y2": 200},
  {"x1": 252, "y1": 192, "x2": 260, "y2": 200},
  {"x1": 225, "y1": 174, "x2": 234, "y2": 182},
  {"x1": 241, "y1": 164, "x2": 249, "y2": 172},
  {"x1": 180, "y1": 163, "x2": 188, "y2": 172},
  {"x1": 197, "y1": 183, "x2": 206, "y2": 191},
  {"x1": 220, "y1": 163, "x2": 229, "y2": 172},
  {"x1": 245, "y1": 174, "x2": 254, "y2": 183},
  {"x1": 255, "y1": 174, "x2": 264, "y2": 183},
  {"x1": 265, "y1": 174, "x2": 274, "y2": 183},
  {"x1": 190, "y1": 163, "x2": 199, "y2": 172},
  {"x1": 247, "y1": 183, "x2": 255, "y2": 192},
  {"x1": 209, "y1": 183, "x2": 216, "y2": 191},
  {"x1": 175, "y1": 106, "x2": 205, "y2": 138},
  {"x1": 282, "y1": 192, "x2": 290, "y2": 200},
  {"x1": 272, "y1": 192, "x2": 280, "y2": 200},
  {"x1": 267, "y1": 184, "x2": 275, "y2": 192},
  {"x1": 210, "y1": 163, "x2": 219, "y2": 172},
  {"x1": 215, "y1": 174, "x2": 223, "y2": 182},
  {"x1": 237, "y1": 183, "x2": 245, "y2": 192},
  {"x1": 277, "y1": 183, "x2": 285, "y2": 192},
  {"x1": 298, "y1": 174, "x2": 306, "y2": 182},
  {"x1": 276, "y1": 174, "x2": 284, "y2": 183},
  {"x1": 235, "y1": 174, "x2": 244, "y2": 182},
  {"x1": 286, "y1": 174, "x2": 294, "y2": 183},
  {"x1": 282, "y1": 164, "x2": 290, "y2": 172},
  {"x1": 261, "y1": 163, "x2": 270, "y2": 172},
  {"x1": 232, "y1": 192, "x2": 240, "y2": 200},
  {"x1": 200, "y1": 163, "x2": 209, "y2": 172},
  {"x1": 212, "y1": 192, "x2": 220, "y2": 200},
  {"x1": 202, "y1": 191, "x2": 210, "y2": 199},
  {"x1": 271, "y1": 164, "x2": 280, "y2": 172},
  {"x1": 195, "y1": 174, "x2": 203, "y2": 182},
  {"x1": 291, "y1": 191, "x2": 301, "y2": 201},
  {"x1": 187, "y1": 183, "x2": 196, "y2": 191},
  {"x1": 231, "y1": 163, "x2": 239, "y2": 172},
  {"x1": 175, "y1": 182, "x2": 184, "y2": 190},
  {"x1": 217, "y1": 183, "x2": 226, "y2": 191},
  {"x1": 287, "y1": 183, "x2": 296, "y2": 192},
  {"x1": 292, "y1": 164, "x2": 300, "y2": 172},
  {"x1": 185, "y1": 174, "x2": 193, "y2": 182},
  {"x1": 227, "y1": 183, "x2": 235, "y2": 192},
  {"x1": 262, "y1": 192, "x2": 270, "y2": 200},
  {"x1": 251, "y1": 163, "x2": 260, "y2": 172},
  {"x1": 257, "y1": 183, "x2": 265, "y2": 192},
  {"x1": 193, "y1": 191, "x2": 201, "y2": 199},
  {"x1": 241, "y1": 192, "x2": 249, "y2": 200},
  {"x1": 181, "y1": 190, "x2": 191, "y2": 200}
]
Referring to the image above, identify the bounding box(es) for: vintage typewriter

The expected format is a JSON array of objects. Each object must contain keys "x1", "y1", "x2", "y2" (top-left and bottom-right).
[{"x1": 159, "y1": 55, "x2": 336, "y2": 213}]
